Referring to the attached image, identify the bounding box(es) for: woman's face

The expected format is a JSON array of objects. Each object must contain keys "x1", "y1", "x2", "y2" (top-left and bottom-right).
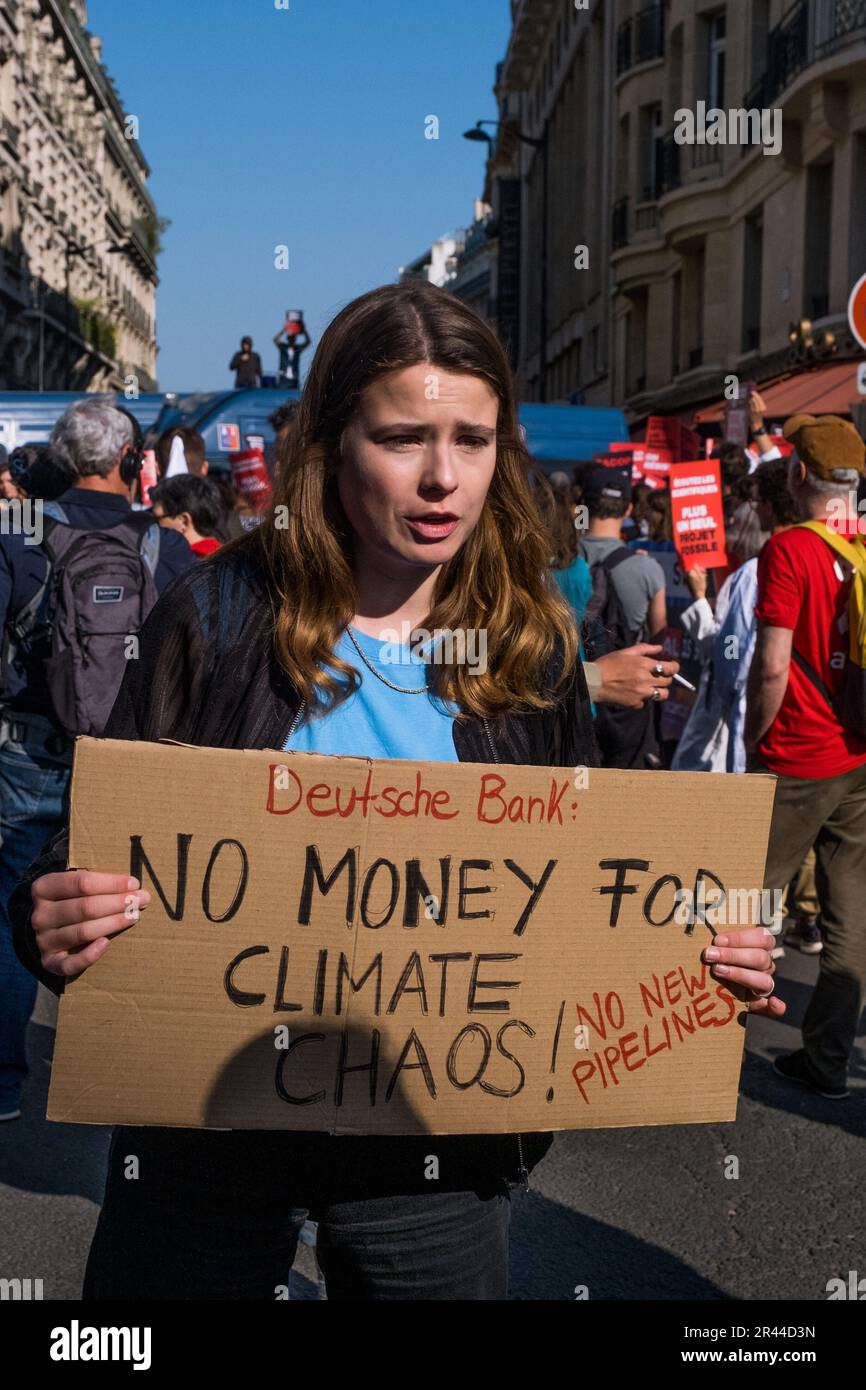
[
  {"x1": 0, "y1": 468, "x2": 22, "y2": 500},
  {"x1": 336, "y1": 363, "x2": 499, "y2": 575}
]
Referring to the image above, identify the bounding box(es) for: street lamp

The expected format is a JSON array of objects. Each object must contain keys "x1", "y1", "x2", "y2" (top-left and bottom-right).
[
  {"x1": 463, "y1": 118, "x2": 549, "y2": 401},
  {"x1": 64, "y1": 236, "x2": 128, "y2": 390}
]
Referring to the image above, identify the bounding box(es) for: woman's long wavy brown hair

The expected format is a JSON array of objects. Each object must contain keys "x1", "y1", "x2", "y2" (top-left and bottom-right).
[{"x1": 246, "y1": 280, "x2": 579, "y2": 718}]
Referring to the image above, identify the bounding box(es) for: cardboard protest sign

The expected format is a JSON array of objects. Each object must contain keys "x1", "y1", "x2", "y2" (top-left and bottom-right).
[
  {"x1": 670, "y1": 459, "x2": 729, "y2": 571},
  {"x1": 49, "y1": 739, "x2": 775, "y2": 1135}
]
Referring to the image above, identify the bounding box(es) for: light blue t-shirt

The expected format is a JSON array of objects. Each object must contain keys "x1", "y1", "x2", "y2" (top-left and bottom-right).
[{"x1": 285, "y1": 627, "x2": 459, "y2": 761}]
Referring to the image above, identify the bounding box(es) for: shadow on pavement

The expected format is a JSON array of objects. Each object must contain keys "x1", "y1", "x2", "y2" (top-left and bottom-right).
[
  {"x1": 508, "y1": 1187, "x2": 731, "y2": 1300},
  {"x1": 738, "y1": 1048, "x2": 866, "y2": 1141},
  {"x1": 739, "y1": 949, "x2": 866, "y2": 1140},
  {"x1": 0, "y1": 1021, "x2": 110, "y2": 1203}
]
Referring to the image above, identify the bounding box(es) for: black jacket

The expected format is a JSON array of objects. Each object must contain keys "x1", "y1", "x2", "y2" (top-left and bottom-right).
[{"x1": 11, "y1": 542, "x2": 598, "y2": 1190}]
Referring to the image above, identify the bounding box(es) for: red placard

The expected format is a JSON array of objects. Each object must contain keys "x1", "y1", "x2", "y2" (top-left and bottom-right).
[
  {"x1": 639, "y1": 446, "x2": 673, "y2": 484},
  {"x1": 608, "y1": 442, "x2": 642, "y2": 484},
  {"x1": 645, "y1": 416, "x2": 701, "y2": 462},
  {"x1": 596, "y1": 443, "x2": 672, "y2": 488},
  {"x1": 669, "y1": 459, "x2": 728, "y2": 570},
  {"x1": 229, "y1": 447, "x2": 273, "y2": 511},
  {"x1": 139, "y1": 449, "x2": 159, "y2": 508}
]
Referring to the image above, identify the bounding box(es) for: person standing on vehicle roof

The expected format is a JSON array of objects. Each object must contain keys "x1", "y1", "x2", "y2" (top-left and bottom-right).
[
  {"x1": 229, "y1": 336, "x2": 263, "y2": 389},
  {"x1": 274, "y1": 311, "x2": 310, "y2": 388}
]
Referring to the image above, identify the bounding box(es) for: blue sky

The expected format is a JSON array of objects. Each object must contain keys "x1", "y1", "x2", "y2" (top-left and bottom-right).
[{"x1": 87, "y1": 0, "x2": 510, "y2": 391}]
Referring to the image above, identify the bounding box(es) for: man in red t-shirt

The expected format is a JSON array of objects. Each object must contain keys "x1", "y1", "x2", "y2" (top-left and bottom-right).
[{"x1": 745, "y1": 414, "x2": 866, "y2": 1099}]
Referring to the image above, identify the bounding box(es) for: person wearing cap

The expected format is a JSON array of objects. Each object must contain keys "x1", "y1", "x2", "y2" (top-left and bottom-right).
[
  {"x1": 578, "y1": 466, "x2": 667, "y2": 768},
  {"x1": 745, "y1": 413, "x2": 866, "y2": 1099}
]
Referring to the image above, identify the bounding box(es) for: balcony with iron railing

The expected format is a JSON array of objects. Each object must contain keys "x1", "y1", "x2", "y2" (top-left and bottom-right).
[
  {"x1": 614, "y1": 137, "x2": 682, "y2": 250},
  {"x1": 640, "y1": 171, "x2": 662, "y2": 203},
  {"x1": 691, "y1": 142, "x2": 721, "y2": 171},
  {"x1": 634, "y1": 203, "x2": 659, "y2": 234},
  {"x1": 658, "y1": 133, "x2": 681, "y2": 195},
  {"x1": 744, "y1": 0, "x2": 866, "y2": 113},
  {"x1": 616, "y1": 2, "x2": 666, "y2": 77},
  {"x1": 622, "y1": 129, "x2": 718, "y2": 234}
]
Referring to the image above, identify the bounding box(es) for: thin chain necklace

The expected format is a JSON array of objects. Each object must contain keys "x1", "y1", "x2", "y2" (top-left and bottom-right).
[{"x1": 345, "y1": 625, "x2": 430, "y2": 695}]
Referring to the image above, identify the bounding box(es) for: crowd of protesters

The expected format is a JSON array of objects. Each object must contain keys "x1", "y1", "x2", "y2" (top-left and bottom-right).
[
  {"x1": 546, "y1": 402, "x2": 866, "y2": 1102},
  {"x1": 0, "y1": 280, "x2": 862, "y2": 1298},
  {"x1": 0, "y1": 396, "x2": 294, "y2": 1127}
]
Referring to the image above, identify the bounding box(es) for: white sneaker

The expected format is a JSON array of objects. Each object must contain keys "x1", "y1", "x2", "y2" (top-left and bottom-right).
[{"x1": 768, "y1": 922, "x2": 786, "y2": 960}]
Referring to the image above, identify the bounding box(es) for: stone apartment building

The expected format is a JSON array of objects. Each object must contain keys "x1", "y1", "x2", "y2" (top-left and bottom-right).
[
  {"x1": 0, "y1": 0, "x2": 160, "y2": 392},
  {"x1": 471, "y1": 0, "x2": 866, "y2": 423}
]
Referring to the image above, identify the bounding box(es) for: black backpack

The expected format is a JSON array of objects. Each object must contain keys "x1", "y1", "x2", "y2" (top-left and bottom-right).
[
  {"x1": 5, "y1": 502, "x2": 161, "y2": 737},
  {"x1": 579, "y1": 543, "x2": 658, "y2": 769},
  {"x1": 580, "y1": 544, "x2": 641, "y2": 659}
]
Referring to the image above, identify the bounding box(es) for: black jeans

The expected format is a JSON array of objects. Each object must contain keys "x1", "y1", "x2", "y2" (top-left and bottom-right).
[{"x1": 84, "y1": 1127, "x2": 512, "y2": 1300}]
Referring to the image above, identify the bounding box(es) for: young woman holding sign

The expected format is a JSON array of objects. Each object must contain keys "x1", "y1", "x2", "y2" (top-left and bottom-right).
[{"x1": 11, "y1": 282, "x2": 783, "y2": 1300}]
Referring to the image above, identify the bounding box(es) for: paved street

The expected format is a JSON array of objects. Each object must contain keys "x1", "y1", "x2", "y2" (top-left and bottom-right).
[{"x1": 0, "y1": 945, "x2": 862, "y2": 1302}]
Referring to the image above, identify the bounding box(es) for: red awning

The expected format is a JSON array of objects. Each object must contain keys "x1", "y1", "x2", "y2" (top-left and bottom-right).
[{"x1": 695, "y1": 361, "x2": 863, "y2": 424}]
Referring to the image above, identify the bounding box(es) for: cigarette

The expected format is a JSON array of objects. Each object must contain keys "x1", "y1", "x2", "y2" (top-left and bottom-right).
[{"x1": 672, "y1": 673, "x2": 696, "y2": 692}]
